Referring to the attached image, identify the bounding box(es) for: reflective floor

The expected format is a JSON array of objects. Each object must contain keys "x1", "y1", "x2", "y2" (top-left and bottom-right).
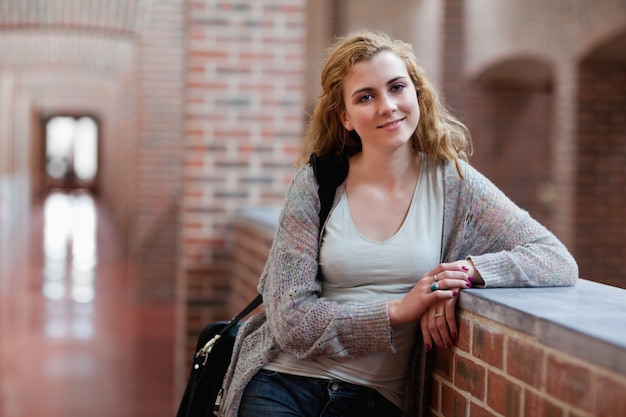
[{"x1": 0, "y1": 190, "x2": 175, "y2": 417}]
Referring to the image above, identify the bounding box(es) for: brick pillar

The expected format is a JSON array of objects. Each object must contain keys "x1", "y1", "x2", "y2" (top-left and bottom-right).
[
  {"x1": 442, "y1": 0, "x2": 465, "y2": 117},
  {"x1": 176, "y1": 0, "x2": 306, "y2": 394},
  {"x1": 550, "y1": 63, "x2": 578, "y2": 249},
  {"x1": 134, "y1": 0, "x2": 185, "y2": 299}
]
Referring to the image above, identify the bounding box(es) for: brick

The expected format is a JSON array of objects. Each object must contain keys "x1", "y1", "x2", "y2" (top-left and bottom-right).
[
  {"x1": 469, "y1": 402, "x2": 498, "y2": 417},
  {"x1": 434, "y1": 348, "x2": 454, "y2": 380},
  {"x1": 431, "y1": 378, "x2": 441, "y2": 412},
  {"x1": 546, "y1": 354, "x2": 592, "y2": 412},
  {"x1": 472, "y1": 320, "x2": 505, "y2": 368},
  {"x1": 524, "y1": 389, "x2": 564, "y2": 417},
  {"x1": 455, "y1": 355, "x2": 486, "y2": 400},
  {"x1": 441, "y1": 384, "x2": 468, "y2": 417},
  {"x1": 487, "y1": 371, "x2": 522, "y2": 417},
  {"x1": 507, "y1": 337, "x2": 544, "y2": 387},
  {"x1": 595, "y1": 373, "x2": 626, "y2": 417},
  {"x1": 456, "y1": 313, "x2": 471, "y2": 352}
]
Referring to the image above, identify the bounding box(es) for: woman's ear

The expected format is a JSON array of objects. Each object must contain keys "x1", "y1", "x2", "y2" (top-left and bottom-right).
[{"x1": 338, "y1": 110, "x2": 354, "y2": 131}]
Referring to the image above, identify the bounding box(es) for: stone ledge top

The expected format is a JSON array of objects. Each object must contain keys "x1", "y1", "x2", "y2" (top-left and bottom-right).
[
  {"x1": 237, "y1": 206, "x2": 281, "y2": 229},
  {"x1": 460, "y1": 279, "x2": 626, "y2": 375},
  {"x1": 236, "y1": 207, "x2": 626, "y2": 375}
]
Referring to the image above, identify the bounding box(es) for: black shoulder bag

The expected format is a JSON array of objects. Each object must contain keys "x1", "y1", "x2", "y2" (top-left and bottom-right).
[{"x1": 175, "y1": 153, "x2": 349, "y2": 417}]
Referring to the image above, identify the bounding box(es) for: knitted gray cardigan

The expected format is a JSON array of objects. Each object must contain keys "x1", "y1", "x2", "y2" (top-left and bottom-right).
[{"x1": 219, "y1": 158, "x2": 578, "y2": 417}]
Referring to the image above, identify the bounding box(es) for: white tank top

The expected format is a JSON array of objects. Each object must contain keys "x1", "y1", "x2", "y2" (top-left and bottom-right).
[{"x1": 265, "y1": 155, "x2": 444, "y2": 408}]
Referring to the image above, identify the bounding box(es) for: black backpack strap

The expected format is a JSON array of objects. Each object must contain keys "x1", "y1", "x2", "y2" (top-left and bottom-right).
[
  {"x1": 309, "y1": 153, "x2": 349, "y2": 227},
  {"x1": 218, "y1": 294, "x2": 263, "y2": 336}
]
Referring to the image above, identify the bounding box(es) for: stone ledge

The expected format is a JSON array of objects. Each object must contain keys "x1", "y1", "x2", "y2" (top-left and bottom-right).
[
  {"x1": 460, "y1": 279, "x2": 626, "y2": 376},
  {"x1": 237, "y1": 206, "x2": 281, "y2": 230},
  {"x1": 236, "y1": 207, "x2": 626, "y2": 376}
]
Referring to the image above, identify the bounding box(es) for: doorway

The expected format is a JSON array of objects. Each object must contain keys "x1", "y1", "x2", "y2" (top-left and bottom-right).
[{"x1": 44, "y1": 116, "x2": 99, "y2": 191}]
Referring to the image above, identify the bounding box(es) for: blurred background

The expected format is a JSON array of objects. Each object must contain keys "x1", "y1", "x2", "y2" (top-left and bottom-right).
[{"x1": 0, "y1": 0, "x2": 624, "y2": 416}]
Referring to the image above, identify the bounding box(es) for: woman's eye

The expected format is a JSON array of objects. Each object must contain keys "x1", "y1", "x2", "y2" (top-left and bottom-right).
[
  {"x1": 391, "y1": 84, "x2": 405, "y2": 92},
  {"x1": 358, "y1": 94, "x2": 373, "y2": 103}
]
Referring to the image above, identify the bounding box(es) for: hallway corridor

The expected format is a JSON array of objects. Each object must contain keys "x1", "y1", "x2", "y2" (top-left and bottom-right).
[{"x1": 0, "y1": 191, "x2": 176, "y2": 417}]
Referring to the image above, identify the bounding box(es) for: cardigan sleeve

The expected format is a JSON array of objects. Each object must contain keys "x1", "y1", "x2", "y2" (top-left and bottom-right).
[
  {"x1": 443, "y1": 161, "x2": 578, "y2": 288},
  {"x1": 257, "y1": 165, "x2": 395, "y2": 359}
]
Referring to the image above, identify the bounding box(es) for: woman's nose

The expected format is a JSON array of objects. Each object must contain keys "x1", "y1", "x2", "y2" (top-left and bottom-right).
[{"x1": 378, "y1": 94, "x2": 397, "y2": 115}]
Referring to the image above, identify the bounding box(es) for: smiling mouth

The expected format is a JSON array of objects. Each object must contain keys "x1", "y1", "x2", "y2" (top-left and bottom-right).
[{"x1": 378, "y1": 118, "x2": 404, "y2": 129}]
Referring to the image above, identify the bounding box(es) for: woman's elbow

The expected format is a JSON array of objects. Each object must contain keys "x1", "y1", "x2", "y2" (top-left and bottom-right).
[
  {"x1": 565, "y1": 262, "x2": 579, "y2": 286},
  {"x1": 557, "y1": 252, "x2": 579, "y2": 287}
]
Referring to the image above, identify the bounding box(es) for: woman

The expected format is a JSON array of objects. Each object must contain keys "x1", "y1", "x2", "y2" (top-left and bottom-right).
[{"x1": 219, "y1": 30, "x2": 578, "y2": 417}]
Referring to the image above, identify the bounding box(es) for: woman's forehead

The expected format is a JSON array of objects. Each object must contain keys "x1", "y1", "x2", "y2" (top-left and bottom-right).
[{"x1": 345, "y1": 52, "x2": 410, "y2": 86}]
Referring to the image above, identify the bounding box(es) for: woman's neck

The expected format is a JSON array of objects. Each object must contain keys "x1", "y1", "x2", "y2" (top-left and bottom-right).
[{"x1": 349, "y1": 148, "x2": 421, "y2": 191}]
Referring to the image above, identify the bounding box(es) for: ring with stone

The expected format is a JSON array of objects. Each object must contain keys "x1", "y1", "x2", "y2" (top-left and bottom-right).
[{"x1": 430, "y1": 282, "x2": 439, "y2": 292}]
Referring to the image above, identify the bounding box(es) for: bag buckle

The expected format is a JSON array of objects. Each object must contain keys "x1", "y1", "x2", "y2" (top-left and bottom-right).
[{"x1": 195, "y1": 334, "x2": 221, "y2": 366}]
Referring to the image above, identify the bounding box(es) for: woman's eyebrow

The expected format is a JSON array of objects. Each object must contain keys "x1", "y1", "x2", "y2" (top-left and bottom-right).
[{"x1": 350, "y1": 76, "x2": 408, "y2": 98}]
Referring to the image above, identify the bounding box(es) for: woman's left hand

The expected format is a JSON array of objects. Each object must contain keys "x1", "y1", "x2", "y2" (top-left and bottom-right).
[
  {"x1": 420, "y1": 259, "x2": 481, "y2": 351},
  {"x1": 421, "y1": 297, "x2": 459, "y2": 351}
]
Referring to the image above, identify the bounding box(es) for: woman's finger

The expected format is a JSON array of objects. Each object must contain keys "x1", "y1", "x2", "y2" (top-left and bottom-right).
[
  {"x1": 445, "y1": 299, "x2": 459, "y2": 341},
  {"x1": 437, "y1": 298, "x2": 460, "y2": 349},
  {"x1": 420, "y1": 314, "x2": 434, "y2": 351},
  {"x1": 425, "y1": 296, "x2": 460, "y2": 350},
  {"x1": 429, "y1": 275, "x2": 472, "y2": 293},
  {"x1": 423, "y1": 307, "x2": 444, "y2": 349}
]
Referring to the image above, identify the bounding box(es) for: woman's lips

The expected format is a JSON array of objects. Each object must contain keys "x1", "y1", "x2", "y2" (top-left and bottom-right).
[{"x1": 378, "y1": 118, "x2": 405, "y2": 129}]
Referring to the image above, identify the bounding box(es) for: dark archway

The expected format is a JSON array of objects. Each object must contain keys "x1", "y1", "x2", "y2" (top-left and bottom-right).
[{"x1": 466, "y1": 57, "x2": 555, "y2": 227}]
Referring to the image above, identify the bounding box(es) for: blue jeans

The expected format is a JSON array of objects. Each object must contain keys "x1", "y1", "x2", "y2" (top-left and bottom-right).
[{"x1": 238, "y1": 369, "x2": 403, "y2": 417}]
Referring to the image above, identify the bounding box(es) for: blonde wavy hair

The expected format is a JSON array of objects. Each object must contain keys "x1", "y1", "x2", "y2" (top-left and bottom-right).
[{"x1": 297, "y1": 30, "x2": 472, "y2": 174}]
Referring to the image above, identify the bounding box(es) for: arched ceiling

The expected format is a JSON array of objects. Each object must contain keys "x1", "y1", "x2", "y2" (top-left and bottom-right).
[
  {"x1": 0, "y1": 0, "x2": 147, "y2": 34},
  {"x1": 473, "y1": 56, "x2": 553, "y2": 88},
  {"x1": 581, "y1": 30, "x2": 626, "y2": 63}
]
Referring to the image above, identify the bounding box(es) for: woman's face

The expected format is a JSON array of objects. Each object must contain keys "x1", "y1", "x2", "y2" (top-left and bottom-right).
[{"x1": 339, "y1": 51, "x2": 420, "y2": 153}]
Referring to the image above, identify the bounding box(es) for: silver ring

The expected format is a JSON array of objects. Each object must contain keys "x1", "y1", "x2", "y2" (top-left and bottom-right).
[
  {"x1": 434, "y1": 274, "x2": 439, "y2": 282},
  {"x1": 434, "y1": 313, "x2": 444, "y2": 318}
]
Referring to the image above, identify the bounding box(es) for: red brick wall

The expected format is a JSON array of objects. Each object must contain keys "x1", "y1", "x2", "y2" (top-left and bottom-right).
[
  {"x1": 432, "y1": 311, "x2": 626, "y2": 417},
  {"x1": 575, "y1": 57, "x2": 626, "y2": 288},
  {"x1": 177, "y1": 0, "x2": 306, "y2": 388},
  {"x1": 442, "y1": 0, "x2": 466, "y2": 116},
  {"x1": 229, "y1": 214, "x2": 275, "y2": 317}
]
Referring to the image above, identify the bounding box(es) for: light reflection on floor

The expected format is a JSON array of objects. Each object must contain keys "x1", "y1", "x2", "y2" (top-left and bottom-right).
[
  {"x1": 43, "y1": 191, "x2": 97, "y2": 304},
  {"x1": 42, "y1": 191, "x2": 97, "y2": 340}
]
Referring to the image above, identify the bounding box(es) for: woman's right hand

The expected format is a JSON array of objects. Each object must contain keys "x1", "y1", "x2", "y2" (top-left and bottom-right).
[{"x1": 388, "y1": 263, "x2": 472, "y2": 325}]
